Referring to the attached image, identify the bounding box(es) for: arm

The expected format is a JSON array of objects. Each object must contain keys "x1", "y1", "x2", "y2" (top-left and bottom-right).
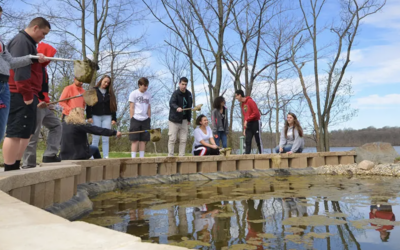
[
  {"x1": 147, "y1": 104, "x2": 151, "y2": 118},
  {"x1": 111, "y1": 112, "x2": 117, "y2": 123},
  {"x1": 59, "y1": 87, "x2": 71, "y2": 115},
  {"x1": 1, "y1": 47, "x2": 32, "y2": 69},
  {"x1": 169, "y1": 91, "x2": 179, "y2": 110},
  {"x1": 78, "y1": 124, "x2": 117, "y2": 137},
  {"x1": 279, "y1": 127, "x2": 287, "y2": 148},
  {"x1": 290, "y1": 128, "x2": 303, "y2": 153},
  {"x1": 225, "y1": 108, "x2": 229, "y2": 134},
  {"x1": 187, "y1": 92, "x2": 193, "y2": 121},
  {"x1": 211, "y1": 109, "x2": 218, "y2": 135},
  {"x1": 86, "y1": 104, "x2": 93, "y2": 119},
  {"x1": 129, "y1": 102, "x2": 134, "y2": 118}
]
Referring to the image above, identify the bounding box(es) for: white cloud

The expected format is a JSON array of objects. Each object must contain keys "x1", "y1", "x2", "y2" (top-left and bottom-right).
[
  {"x1": 362, "y1": 1, "x2": 400, "y2": 30},
  {"x1": 356, "y1": 94, "x2": 400, "y2": 106}
]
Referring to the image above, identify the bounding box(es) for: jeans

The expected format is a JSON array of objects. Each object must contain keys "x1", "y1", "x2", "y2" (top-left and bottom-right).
[
  {"x1": 89, "y1": 145, "x2": 102, "y2": 159},
  {"x1": 91, "y1": 115, "x2": 112, "y2": 158},
  {"x1": 214, "y1": 131, "x2": 228, "y2": 148},
  {"x1": 168, "y1": 120, "x2": 189, "y2": 156},
  {"x1": 274, "y1": 145, "x2": 303, "y2": 153},
  {"x1": 0, "y1": 82, "x2": 10, "y2": 143}
]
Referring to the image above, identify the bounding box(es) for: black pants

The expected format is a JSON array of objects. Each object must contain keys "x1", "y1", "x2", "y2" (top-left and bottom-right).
[
  {"x1": 245, "y1": 120, "x2": 263, "y2": 154},
  {"x1": 193, "y1": 145, "x2": 220, "y2": 156}
]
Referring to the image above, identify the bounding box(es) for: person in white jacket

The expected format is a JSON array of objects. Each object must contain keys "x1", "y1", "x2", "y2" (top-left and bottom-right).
[{"x1": 275, "y1": 112, "x2": 305, "y2": 154}]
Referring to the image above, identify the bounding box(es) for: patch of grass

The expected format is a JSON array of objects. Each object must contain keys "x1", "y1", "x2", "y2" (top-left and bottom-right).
[{"x1": 395, "y1": 157, "x2": 400, "y2": 163}]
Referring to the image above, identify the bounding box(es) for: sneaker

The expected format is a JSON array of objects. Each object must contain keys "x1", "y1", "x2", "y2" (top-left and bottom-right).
[
  {"x1": 21, "y1": 165, "x2": 36, "y2": 170},
  {"x1": 42, "y1": 155, "x2": 61, "y2": 163}
]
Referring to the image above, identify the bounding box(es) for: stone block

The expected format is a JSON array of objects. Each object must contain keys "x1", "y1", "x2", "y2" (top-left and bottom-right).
[
  {"x1": 54, "y1": 176, "x2": 74, "y2": 203},
  {"x1": 31, "y1": 182, "x2": 46, "y2": 208},
  {"x1": 158, "y1": 162, "x2": 177, "y2": 175},
  {"x1": 197, "y1": 162, "x2": 218, "y2": 173},
  {"x1": 120, "y1": 163, "x2": 138, "y2": 178},
  {"x1": 289, "y1": 157, "x2": 308, "y2": 169},
  {"x1": 254, "y1": 159, "x2": 270, "y2": 170},
  {"x1": 339, "y1": 155, "x2": 355, "y2": 164},
  {"x1": 279, "y1": 158, "x2": 289, "y2": 169},
  {"x1": 76, "y1": 167, "x2": 86, "y2": 185},
  {"x1": 217, "y1": 161, "x2": 236, "y2": 172},
  {"x1": 138, "y1": 163, "x2": 157, "y2": 176},
  {"x1": 103, "y1": 163, "x2": 120, "y2": 180},
  {"x1": 177, "y1": 162, "x2": 197, "y2": 174},
  {"x1": 86, "y1": 166, "x2": 103, "y2": 183},
  {"x1": 10, "y1": 186, "x2": 31, "y2": 204},
  {"x1": 307, "y1": 156, "x2": 325, "y2": 167},
  {"x1": 237, "y1": 160, "x2": 253, "y2": 171},
  {"x1": 44, "y1": 181, "x2": 55, "y2": 208},
  {"x1": 254, "y1": 154, "x2": 273, "y2": 160},
  {"x1": 189, "y1": 156, "x2": 216, "y2": 162},
  {"x1": 325, "y1": 156, "x2": 339, "y2": 165}
]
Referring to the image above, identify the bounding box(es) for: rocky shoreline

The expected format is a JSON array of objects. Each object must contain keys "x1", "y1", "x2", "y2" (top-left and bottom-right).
[{"x1": 314, "y1": 162, "x2": 400, "y2": 176}]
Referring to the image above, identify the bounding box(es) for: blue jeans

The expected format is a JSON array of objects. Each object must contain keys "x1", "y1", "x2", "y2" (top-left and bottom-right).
[
  {"x1": 214, "y1": 131, "x2": 228, "y2": 148},
  {"x1": 274, "y1": 145, "x2": 303, "y2": 153},
  {"x1": 91, "y1": 115, "x2": 112, "y2": 158},
  {"x1": 89, "y1": 145, "x2": 102, "y2": 159},
  {"x1": 0, "y1": 82, "x2": 10, "y2": 143}
]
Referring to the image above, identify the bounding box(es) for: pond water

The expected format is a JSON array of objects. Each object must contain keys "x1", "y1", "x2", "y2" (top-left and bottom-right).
[{"x1": 80, "y1": 176, "x2": 400, "y2": 250}]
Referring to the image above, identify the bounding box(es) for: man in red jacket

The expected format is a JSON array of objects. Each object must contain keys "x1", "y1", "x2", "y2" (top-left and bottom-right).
[
  {"x1": 22, "y1": 42, "x2": 61, "y2": 168},
  {"x1": 235, "y1": 90, "x2": 263, "y2": 154},
  {"x1": 2, "y1": 17, "x2": 51, "y2": 171}
]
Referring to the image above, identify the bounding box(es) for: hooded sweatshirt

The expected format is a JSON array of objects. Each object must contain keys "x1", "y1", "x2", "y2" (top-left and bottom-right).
[
  {"x1": 241, "y1": 96, "x2": 260, "y2": 122},
  {"x1": 37, "y1": 42, "x2": 57, "y2": 103}
]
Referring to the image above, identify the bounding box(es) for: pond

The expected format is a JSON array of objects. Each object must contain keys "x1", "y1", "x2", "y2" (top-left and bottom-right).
[{"x1": 80, "y1": 176, "x2": 400, "y2": 250}]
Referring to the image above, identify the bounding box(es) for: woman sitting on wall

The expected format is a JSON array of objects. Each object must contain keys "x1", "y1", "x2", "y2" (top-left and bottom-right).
[
  {"x1": 192, "y1": 114, "x2": 220, "y2": 156},
  {"x1": 60, "y1": 107, "x2": 121, "y2": 160},
  {"x1": 275, "y1": 112, "x2": 304, "y2": 154}
]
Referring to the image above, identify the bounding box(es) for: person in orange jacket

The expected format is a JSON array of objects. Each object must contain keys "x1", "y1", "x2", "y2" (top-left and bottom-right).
[
  {"x1": 370, "y1": 204, "x2": 395, "y2": 242},
  {"x1": 235, "y1": 89, "x2": 263, "y2": 154},
  {"x1": 59, "y1": 78, "x2": 85, "y2": 121},
  {"x1": 22, "y1": 42, "x2": 62, "y2": 168}
]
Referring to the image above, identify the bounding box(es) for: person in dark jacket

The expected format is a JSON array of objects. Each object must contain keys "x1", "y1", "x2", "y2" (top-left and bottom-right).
[
  {"x1": 86, "y1": 75, "x2": 117, "y2": 159},
  {"x1": 211, "y1": 96, "x2": 228, "y2": 148},
  {"x1": 60, "y1": 107, "x2": 121, "y2": 160},
  {"x1": 235, "y1": 89, "x2": 263, "y2": 154},
  {"x1": 168, "y1": 77, "x2": 193, "y2": 156},
  {"x1": 2, "y1": 17, "x2": 51, "y2": 171}
]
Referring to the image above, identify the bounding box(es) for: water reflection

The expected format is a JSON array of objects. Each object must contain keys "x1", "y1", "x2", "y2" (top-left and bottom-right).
[{"x1": 80, "y1": 176, "x2": 400, "y2": 249}]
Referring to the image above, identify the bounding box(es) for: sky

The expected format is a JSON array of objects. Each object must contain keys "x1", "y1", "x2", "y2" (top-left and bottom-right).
[{"x1": 7, "y1": 0, "x2": 400, "y2": 130}]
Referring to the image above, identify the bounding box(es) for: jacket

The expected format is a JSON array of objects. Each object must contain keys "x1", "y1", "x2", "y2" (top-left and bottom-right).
[
  {"x1": 211, "y1": 107, "x2": 229, "y2": 135},
  {"x1": 60, "y1": 122, "x2": 117, "y2": 160},
  {"x1": 59, "y1": 84, "x2": 86, "y2": 116},
  {"x1": 36, "y1": 42, "x2": 57, "y2": 103},
  {"x1": 0, "y1": 40, "x2": 32, "y2": 82},
  {"x1": 241, "y1": 97, "x2": 260, "y2": 122},
  {"x1": 169, "y1": 89, "x2": 193, "y2": 123},
  {"x1": 86, "y1": 87, "x2": 117, "y2": 121},
  {"x1": 8, "y1": 31, "x2": 43, "y2": 101},
  {"x1": 279, "y1": 126, "x2": 305, "y2": 153}
]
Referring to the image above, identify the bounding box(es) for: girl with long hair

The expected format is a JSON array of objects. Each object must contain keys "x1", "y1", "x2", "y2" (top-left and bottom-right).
[
  {"x1": 275, "y1": 112, "x2": 304, "y2": 154},
  {"x1": 86, "y1": 75, "x2": 117, "y2": 158},
  {"x1": 192, "y1": 114, "x2": 220, "y2": 156},
  {"x1": 211, "y1": 96, "x2": 229, "y2": 148}
]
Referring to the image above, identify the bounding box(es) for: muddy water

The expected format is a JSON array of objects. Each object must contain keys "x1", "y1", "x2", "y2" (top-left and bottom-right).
[{"x1": 80, "y1": 176, "x2": 400, "y2": 249}]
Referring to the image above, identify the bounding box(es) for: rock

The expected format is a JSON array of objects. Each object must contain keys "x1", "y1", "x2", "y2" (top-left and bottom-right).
[
  {"x1": 358, "y1": 160, "x2": 375, "y2": 170},
  {"x1": 355, "y1": 142, "x2": 400, "y2": 164}
]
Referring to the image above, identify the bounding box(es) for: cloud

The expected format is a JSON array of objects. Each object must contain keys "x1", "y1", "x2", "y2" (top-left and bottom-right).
[
  {"x1": 356, "y1": 94, "x2": 400, "y2": 106},
  {"x1": 362, "y1": 1, "x2": 400, "y2": 30}
]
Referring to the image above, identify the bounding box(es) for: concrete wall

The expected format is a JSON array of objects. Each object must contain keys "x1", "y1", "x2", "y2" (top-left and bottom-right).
[{"x1": 0, "y1": 151, "x2": 355, "y2": 249}]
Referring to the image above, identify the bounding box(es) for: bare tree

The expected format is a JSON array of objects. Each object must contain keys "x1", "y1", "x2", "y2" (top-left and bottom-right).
[{"x1": 291, "y1": 0, "x2": 385, "y2": 151}]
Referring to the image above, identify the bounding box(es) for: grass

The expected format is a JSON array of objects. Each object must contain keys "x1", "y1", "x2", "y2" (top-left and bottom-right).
[
  {"x1": 0, "y1": 150, "x2": 192, "y2": 167},
  {"x1": 395, "y1": 157, "x2": 400, "y2": 163}
]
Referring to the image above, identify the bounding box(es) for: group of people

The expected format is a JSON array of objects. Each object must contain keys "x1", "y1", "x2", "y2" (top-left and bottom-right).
[{"x1": 0, "y1": 11, "x2": 305, "y2": 172}]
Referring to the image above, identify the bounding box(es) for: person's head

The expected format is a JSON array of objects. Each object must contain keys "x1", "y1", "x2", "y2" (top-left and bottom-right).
[
  {"x1": 380, "y1": 231, "x2": 390, "y2": 242},
  {"x1": 196, "y1": 114, "x2": 208, "y2": 127},
  {"x1": 234, "y1": 90, "x2": 245, "y2": 102},
  {"x1": 213, "y1": 96, "x2": 226, "y2": 110},
  {"x1": 0, "y1": 6, "x2": 3, "y2": 21},
  {"x1": 284, "y1": 112, "x2": 303, "y2": 138},
  {"x1": 138, "y1": 77, "x2": 149, "y2": 93},
  {"x1": 25, "y1": 17, "x2": 51, "y2": 43},
  {"x1": 73, "y1": 77, "x2": 83, "y2": 88},
  {"x1": 179, "y1": 77, "x2": 188, "y2": 92},
  {"x1": 66, "y1": 107, "x2": 85, "y2": 125},
  {"x1": 95, "y1": 75, "x2": 117, "y2": 112}
]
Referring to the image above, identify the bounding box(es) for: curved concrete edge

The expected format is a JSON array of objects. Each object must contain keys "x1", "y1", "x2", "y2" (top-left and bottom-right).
[{"x1": 0, "y1": 191, "x2": 188, "y2": 250}]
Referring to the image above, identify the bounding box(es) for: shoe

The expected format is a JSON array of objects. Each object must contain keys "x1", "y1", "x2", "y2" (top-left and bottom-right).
[
  {"x1": 42, "y1": 155, "x2": 61, "y2": 163},
  {"x1": 21, "y1": 165, "x2": 36, "y2": 170}
]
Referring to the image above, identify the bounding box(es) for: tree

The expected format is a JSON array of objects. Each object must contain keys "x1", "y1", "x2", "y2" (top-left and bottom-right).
[{"x1": 291, "y1": 0, "x2": 385, "y2": 151}]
